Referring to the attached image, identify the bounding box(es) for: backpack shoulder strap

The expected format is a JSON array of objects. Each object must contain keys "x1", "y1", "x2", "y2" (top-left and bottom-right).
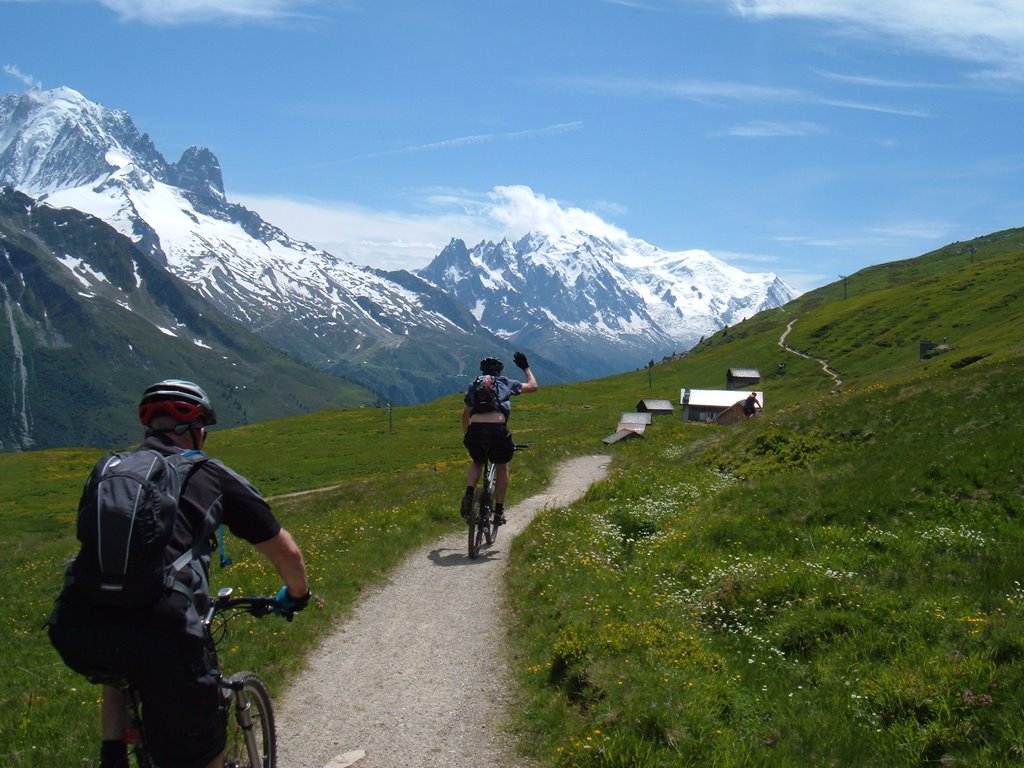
[{"x1": 166, "y1": 450, "x2": 213, "y2": 576}]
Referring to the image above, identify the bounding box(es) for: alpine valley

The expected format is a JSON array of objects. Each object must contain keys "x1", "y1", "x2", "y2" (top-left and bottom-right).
[{"x1": 0, "y1": 86, "x2": 793, "y2": 451}]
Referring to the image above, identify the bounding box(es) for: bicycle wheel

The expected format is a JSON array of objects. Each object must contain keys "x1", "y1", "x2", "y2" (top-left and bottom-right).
[
  {"x1": 489, "y1": 509, "x2": 501, "y2": 544},
  {"x1": 467, "y1": 502, "x2": 479, "y2": 559},
  {"x1": 223, "y1": 671, "x2": 276, "y2": 768},
  {"x1": 477, "y1": 487, "x2": 493, "y2": 548},
  {"x1": 477, "y1": 491, "x2": 492, "y2": 548},
  {"x1": 471, "y1": 487, "x2": 487, "y2": 561}
]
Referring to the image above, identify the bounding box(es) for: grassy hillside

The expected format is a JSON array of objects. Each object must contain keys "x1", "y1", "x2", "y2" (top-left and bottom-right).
[
  {"x1": 1, "y1": 229, "x2": 1021, "y2": 765},
  {"x1": 505, "y1": 230, "x2": 1024, "y2": 766}
]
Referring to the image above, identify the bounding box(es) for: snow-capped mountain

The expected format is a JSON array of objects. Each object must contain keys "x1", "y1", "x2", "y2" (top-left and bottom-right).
[
  {"x1": 1, "y1": 85, "x2": 793, "y2": 399},
  {"x1": 0, "y1": 186, "x2": 377, "y2": 451},
  {"x1": 418, "y1": 233, "x2": 794, "y2": 377},
  {"x1": 1, "y1": 87, "x2": 506, "y2": 403}
]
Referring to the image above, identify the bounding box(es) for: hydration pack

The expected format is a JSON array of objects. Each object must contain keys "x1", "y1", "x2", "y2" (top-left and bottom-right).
[
  {"x1": 68, "y1": 449, "x2": 208, "y2": 608},
  {"x1": 467, "y1": 374, "x2": 501, "y2": 414}
]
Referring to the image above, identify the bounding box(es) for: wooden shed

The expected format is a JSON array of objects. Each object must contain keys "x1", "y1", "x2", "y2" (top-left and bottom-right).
[
  {"x1": 636, "y1": 399, "x2": 675, "y2": 415},
  {"x1": 726, "y1": 368, "x2": 761, "y2": 390},
  {"x1": 680, "y1": 388, "x2": 764, "y2": 424}
]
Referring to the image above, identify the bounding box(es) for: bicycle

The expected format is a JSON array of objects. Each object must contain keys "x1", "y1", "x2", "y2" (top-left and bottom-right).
[
  {"x1": 93, "y1": 587, "x2": 293, "y2": 767},
  {"x1": 468, "y1": 443, "x2": 527, "y2": 559}
]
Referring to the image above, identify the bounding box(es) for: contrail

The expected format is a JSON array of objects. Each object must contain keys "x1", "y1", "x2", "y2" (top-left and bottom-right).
[{"x1": 304, "y1": 121, "x2": 584, "y2": 168}]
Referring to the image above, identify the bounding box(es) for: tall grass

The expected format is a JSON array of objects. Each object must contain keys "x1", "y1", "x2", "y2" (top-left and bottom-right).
[{"x1": 507, "y1": 356, "x2": 1024, "y2": 766}]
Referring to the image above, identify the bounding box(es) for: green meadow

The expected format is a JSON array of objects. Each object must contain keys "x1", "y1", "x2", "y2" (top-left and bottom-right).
[{"x1": 2, "y1": 229, "x2": 1022, "y2": 766}]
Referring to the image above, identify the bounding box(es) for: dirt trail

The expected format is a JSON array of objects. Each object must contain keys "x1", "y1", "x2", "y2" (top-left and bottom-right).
[
  {"x1": 274, "y1": 454, "x2": 612, "y2": 768},
  {"x1": 778, "y1": 318, "x2": 843, "y2": 388}
]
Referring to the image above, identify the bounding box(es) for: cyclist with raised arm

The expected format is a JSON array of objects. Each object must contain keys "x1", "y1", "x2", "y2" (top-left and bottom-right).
[
  {"x1": 461, "y1": 352, "x2": 538, "y2": 525},
  {"x1": 49, "y1": 379, "x2": 311, "y2": 768}
]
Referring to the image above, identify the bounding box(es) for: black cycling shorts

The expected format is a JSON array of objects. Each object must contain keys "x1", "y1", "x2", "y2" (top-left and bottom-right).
[
  {"x1": 49, "y1": 621, "x2": 227, "y2": 768},
  {"x1": 463, "y1": 422, "x2": 515, "y2": 464}
]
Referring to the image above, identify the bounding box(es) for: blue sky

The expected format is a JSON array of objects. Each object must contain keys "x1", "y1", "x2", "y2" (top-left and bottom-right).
[{"x1": 4, "y1": 0, "x2": 1024, "y2": 293}]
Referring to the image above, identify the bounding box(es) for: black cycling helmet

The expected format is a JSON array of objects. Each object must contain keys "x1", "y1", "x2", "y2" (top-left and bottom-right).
[
  {"x1": 139, "y1": 379, "x2": 218, "y2": 426},
  {"x1": 480, "y1": 357, "x2": 504, "y2": 375}
]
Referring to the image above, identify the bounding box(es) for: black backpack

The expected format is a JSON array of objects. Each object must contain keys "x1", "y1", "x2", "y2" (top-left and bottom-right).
[
  {"x1": 68, "y1": 449, "x2": 208, "y2": 608},
  {"x1": 468, "y1": 374, "x2": 500, "y2": 414}
]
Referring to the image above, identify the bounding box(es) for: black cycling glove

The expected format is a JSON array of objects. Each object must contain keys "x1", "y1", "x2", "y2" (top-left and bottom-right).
[{"x1": 513, "y1": 351, "x2": 530, "y2": 370}]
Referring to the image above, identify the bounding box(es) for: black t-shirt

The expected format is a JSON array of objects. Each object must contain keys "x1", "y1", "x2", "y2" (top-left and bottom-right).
[{"x1": 52, "y1": 437, "x2": 282, "y2": 637}]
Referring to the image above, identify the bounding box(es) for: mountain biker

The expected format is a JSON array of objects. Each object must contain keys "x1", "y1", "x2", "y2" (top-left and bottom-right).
[
  {"x1": 48, "y1": 379, "x2": 312, "y2": 768},
  {"x1": 461, "y1": 352, "x2": 538, "y2": 524},
  {"x1": 743, "y1": 391, "x2": 761, "y2": 417}
]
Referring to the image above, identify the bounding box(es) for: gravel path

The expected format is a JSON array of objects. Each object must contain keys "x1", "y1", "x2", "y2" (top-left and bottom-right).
[{"x1": 275, "y1": 454, "x2": 612, "y2": 768}]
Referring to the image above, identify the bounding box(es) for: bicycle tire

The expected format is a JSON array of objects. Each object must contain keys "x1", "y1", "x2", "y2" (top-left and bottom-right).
[
  {"x1": 479, "y1": 489, "x2": 493, "y2": 547},
  {"x1": 223, "y1": 671, "x2": 276, "y2": 768},
  {"x1": 485, "y1": 469, "x2": 500, "y2": 544},
  {"x1": 468, "y1": 487, "x2": 481, "y2": 559}
]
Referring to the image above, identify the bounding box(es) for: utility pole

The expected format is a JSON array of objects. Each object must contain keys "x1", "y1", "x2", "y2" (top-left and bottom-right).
[{"x1": 839, "y1": 274, "x2": 848, "y2": 300}]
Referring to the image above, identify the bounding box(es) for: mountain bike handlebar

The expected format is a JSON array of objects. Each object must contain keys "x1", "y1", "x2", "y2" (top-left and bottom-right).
[{"x1": 204, "y1": 588, "x2": 300, "y2": 626}]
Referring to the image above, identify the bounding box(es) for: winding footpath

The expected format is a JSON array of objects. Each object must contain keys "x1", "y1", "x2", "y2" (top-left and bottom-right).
[
  {"x1": 778, "y1": 318, "x2": 843, "y2": 388},
  {"x1": 274, "y1": 454, "x2": 612, "y2": 768}
]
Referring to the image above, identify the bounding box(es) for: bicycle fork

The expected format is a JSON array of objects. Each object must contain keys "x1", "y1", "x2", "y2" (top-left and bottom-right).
[{"x1": 223, "y1": 676, "x2": 260, "y2": 765}]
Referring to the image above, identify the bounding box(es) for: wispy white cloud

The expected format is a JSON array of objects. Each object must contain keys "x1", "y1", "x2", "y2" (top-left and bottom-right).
[
  {"x1": 602, "y1": 0, "x2": 672, "y2": 10},
  {"x1": 711, "y1": 119, "x2": 827, "y2": 137},
  {"x1": 333, "y1": 122, "x2": 584, "y2": 165},
  {"x1": 233, "y1": 184, "x2": 628, "y2": 270},
  {"x1": 815, "y1": 69, "x2": 949, "y2": 90},
  {"x1": 560, "y1": 75, "x2": 806, "y2": 104},
  {"x1": 558, "y1": 75, "x2": 929, "y2": 117},
  {"x1": 233, "y1": 191, "x2": 494, "y2": 271},
  {"x1": 816, "y1": 98, "x2": 930, "y2": 118},
  {"x1": 773, "y1": 218, "x2": 957, "y2": 251},
  {"x1": 3, "y1": 64, "x2": 41, "y2": 90},
  {"x1": 727, "y1": 0, "x2": 1024, "y2": 80},
  {"x1": 96, "y1": 0, "x2": 334, "y2": 25}
]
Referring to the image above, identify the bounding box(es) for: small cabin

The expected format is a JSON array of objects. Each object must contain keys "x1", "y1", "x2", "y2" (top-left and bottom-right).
[
  {"x1": 680, "y1": 388, "x2": 764, "y2": 424},
  {"x1": 635, "y1": 399, "x2": 674, "y2": 415},
  {"x1": 726, "y1": 368, "x2": 761, "y2": 390}
]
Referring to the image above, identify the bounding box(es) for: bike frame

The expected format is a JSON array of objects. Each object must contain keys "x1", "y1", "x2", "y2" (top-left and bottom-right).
[
  {"x1": 112, "y1": 588, "x2": 284, "y2": 767},
  {"x1": 467, "y1": 443, "x2": 527, "y2": 559}
]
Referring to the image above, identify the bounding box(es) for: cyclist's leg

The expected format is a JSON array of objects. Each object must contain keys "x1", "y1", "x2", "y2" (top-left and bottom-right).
[
  {"x1": 463, "y1": 428, "x2": 487, "y2": 487},
  {"x1": 466, "y1": 459, "x2": 484, "y2": 488},
  {"x1": 494, "y1": 463, "x2": 510, "y2": 506},
  {"x1": 463, "y1": 427, "x2": 490, "y2": 519},
  {"x1": 491, "y1": 429, "x2": 516, "y2": 506},
  {"x1": 99, "y1": 687, "x2": 128, "y2": 768},
  {"x1": 102, "y1": 686, "x2": 125, "y2": 740},
  {"x1": 137, "y1": 633, "x2": 227, "y2": 768}
]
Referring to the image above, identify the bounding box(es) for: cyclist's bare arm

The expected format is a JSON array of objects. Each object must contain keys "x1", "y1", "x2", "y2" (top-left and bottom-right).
[
  {"x1": 255, "y1": 529, "x2": 309, "y2": 598},
  {"x1": 520, "y1": 367, "x2": 538, "y2": 394}
]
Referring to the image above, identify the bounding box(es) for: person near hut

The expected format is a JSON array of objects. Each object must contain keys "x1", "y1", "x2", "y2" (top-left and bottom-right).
[{"x1": 743, "y1": 392, "x2": 761, "y2": 417}]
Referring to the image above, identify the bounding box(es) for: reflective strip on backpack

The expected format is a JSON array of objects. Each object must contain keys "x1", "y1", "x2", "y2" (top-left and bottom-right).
[{"x1": 96, "y1": 451, "x2": 160, "y2": 577}]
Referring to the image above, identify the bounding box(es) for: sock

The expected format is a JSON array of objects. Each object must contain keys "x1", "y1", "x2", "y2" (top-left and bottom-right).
[
  {"x1": 100, "y1": 740, "x2": 128, "y2": 768},
  {"x1": 465, "y1": 485, "x2": 474, "y2": 497},
  {"x1": 495, "y1": 503, "x2": 504, "y2": 517}
]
